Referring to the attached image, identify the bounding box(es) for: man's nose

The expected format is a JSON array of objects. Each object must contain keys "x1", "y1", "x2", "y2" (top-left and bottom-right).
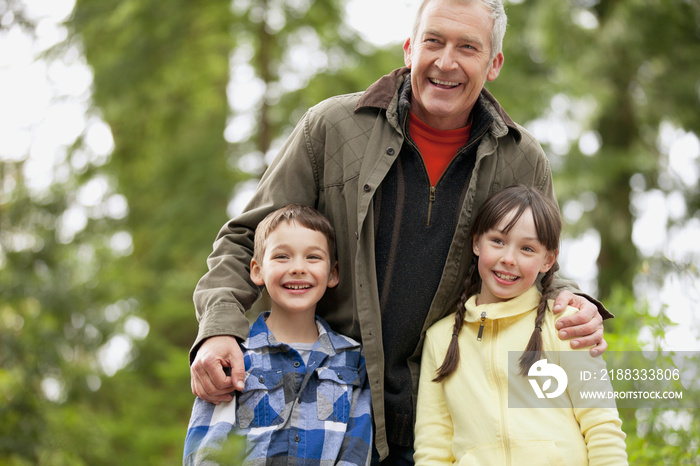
[{"x1": 435, "y1": 45, "x2": 458, "y2": 71}]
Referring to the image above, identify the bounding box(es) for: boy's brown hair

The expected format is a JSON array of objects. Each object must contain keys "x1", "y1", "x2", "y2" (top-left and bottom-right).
[{"x1": 253, "y1": 204, "x2": 337, "y2": 264}]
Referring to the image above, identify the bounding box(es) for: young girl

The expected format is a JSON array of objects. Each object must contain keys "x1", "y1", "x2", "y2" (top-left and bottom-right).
[{"x1": 414, "y1": 185, "x2": 627, "y2": 465}]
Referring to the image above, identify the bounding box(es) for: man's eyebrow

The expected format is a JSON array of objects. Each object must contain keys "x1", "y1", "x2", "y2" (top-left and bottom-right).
[{"x1": 422, "y1": 28, "x2": 486, "y2": 49}]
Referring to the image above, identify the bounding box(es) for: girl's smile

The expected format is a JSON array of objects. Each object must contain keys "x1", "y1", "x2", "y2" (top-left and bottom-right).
[{"x1": 473, "y1": 207, "x2": 556, "y2": 305}]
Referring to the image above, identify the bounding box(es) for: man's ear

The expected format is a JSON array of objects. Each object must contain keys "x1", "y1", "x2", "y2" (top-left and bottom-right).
[
  {"x1": 486, "y1": 52, "x2": 504, "y2": 82},
  {"x1": 250, "y1": 258, "x2": 265, "y2": 286},
  {"x1": 403, "y1": 37, "x2": 412, "y2": 68},
  {"x1": 327, "y1": 261, "x2": 339, "y2": 289}
]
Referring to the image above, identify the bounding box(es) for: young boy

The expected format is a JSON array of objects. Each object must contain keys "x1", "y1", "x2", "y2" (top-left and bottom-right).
[{"x1": 184, "y1": 204, "x2": 372, "y2": 465}]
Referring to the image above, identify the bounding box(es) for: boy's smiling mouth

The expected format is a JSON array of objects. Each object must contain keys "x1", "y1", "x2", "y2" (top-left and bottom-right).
[{"x1": 284, "y1": 283, "x2": 312, "y2": 290}]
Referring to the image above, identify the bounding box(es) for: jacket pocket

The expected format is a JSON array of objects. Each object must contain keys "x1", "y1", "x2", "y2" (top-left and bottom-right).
[
  {"x1": 236, "y1": 369, "x2": 285, "y2": 428},
  {"x1": 315, "y1": 366, "x2": 360, "y2": 423}
]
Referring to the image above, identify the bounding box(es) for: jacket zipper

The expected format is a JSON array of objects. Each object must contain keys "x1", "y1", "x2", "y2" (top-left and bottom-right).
[
  {"x1": 426, "y1": 186, "x2": 436, "y2": 225},
  {"x1": 490, "y1": 319, "x2": 511, "y2": 464},
  {"x1": 476, "y1": 311, "x2": 486, "y2": 341}
]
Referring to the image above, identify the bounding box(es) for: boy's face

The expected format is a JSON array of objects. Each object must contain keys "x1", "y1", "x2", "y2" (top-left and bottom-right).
[{"x1": 250, "y1": 221, "x2": 339, "y2": 317}]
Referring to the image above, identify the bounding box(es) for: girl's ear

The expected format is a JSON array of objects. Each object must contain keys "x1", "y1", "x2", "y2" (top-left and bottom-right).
[
  {"x1": 250, "y1": 258, "x2": 265, "y2": 286},
  {"x1": 472, "y1": 236, "x2": 481, "y2": 257},
  {"x1": 540, "y1": 250, "x2": 558, "y2": 273}
]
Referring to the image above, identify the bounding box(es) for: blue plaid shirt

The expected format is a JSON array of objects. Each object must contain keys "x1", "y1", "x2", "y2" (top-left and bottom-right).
[{"x1": 184, "y1": 313, "x2": 372, "y2": 465}]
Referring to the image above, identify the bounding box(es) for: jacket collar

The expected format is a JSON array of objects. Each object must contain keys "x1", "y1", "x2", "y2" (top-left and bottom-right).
[
  {"x1": 356, "y1": 66, "x2": 522, "y2": 143},
  {"x1": 463, "y1": 286, "x2": 543, "y2": 323}
]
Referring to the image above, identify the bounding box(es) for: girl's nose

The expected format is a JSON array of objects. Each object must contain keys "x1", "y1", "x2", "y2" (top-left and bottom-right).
[{"x1": 500, "y1": 249, "x2": 516, "y2": 266}]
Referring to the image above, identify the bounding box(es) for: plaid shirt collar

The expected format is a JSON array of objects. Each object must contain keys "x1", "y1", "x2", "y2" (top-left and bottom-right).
[{"x1": 243, "y1": 312, "x2": 360, "y2": 356}]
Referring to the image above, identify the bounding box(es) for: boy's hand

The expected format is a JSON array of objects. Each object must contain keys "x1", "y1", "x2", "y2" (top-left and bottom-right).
[
  {"x1": 191, "y1": 335, "x2": 245, "y2": 403},
  {"x1": 552, "y1": 290, "x2": 607, "y2": 357}
]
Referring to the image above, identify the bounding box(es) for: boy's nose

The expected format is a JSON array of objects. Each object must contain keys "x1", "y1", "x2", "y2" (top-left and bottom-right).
[{"x1": 289, "y1": 259, "x2": 306, "y2": 274}]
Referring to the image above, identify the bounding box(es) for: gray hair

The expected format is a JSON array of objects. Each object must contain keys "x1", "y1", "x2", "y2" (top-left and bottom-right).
[{"x1": 411, "y1": 0, "x2": 507, "y2": 59}]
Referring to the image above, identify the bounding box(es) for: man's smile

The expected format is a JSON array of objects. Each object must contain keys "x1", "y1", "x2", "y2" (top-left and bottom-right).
[{"x1": 429, "y1": 77, "x2": 460, "y2": 88}]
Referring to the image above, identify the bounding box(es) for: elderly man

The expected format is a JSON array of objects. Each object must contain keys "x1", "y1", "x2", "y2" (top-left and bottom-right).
[{"x1": 189, "y1": 0, "x2": 610, "y2": 463}]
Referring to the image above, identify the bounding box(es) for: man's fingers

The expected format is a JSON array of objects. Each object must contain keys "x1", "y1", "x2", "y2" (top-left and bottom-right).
[
  {"x1": 588, "y1": 336, "x2": 608, "y2": 357},
  {"x1": 551, "y1": 289, "x2": 575, "y2": 314},
  {"x1": 555, "y1": 297, "x2": 600, "y2": 332},
  {"x1": 190, "y1": 335, "x2": 240, "y2": 402},
  {"x1": 566, "y1": 326, "x2": 605, "y2": 352}
]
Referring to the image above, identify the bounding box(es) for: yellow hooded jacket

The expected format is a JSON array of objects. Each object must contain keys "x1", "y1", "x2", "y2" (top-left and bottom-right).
[{"x1": 414, "y1": 286, "x2": 627, "y2": 465}]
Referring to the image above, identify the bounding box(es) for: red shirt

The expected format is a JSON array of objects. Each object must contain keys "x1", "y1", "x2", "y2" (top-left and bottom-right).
[{"x1": 409, "y1": 112, "x2": 471, "y2": 186}]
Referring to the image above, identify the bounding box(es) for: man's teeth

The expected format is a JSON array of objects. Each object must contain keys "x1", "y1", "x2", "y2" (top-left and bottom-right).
[
  {"x1": 285, "y1": 284, "x2": 311, "y2": 290},
  {"x1": 495, "y1": 272, "x2": 517, "y2": 281},
  {"x1": 431, "y1": 78, "x2": 459, "y2": 87}
]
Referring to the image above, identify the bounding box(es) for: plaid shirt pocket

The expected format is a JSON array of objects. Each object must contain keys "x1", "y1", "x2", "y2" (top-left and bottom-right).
[
  {"x1": 236, "y1": 369, "x2": 285, "y2": 429},
  {"x1": 315, "y1": 366, "x2": 360, "y2": 423}
]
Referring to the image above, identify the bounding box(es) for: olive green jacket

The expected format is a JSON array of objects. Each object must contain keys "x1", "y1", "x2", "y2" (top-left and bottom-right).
[{"x1": 192, "y1": 67, "x2": 608, "y2": 459}]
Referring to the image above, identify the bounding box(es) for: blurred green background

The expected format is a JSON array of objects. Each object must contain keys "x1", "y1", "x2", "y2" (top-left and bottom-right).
[{"x1": 1, "y1": 0, "x2": 698, "y2": 464}]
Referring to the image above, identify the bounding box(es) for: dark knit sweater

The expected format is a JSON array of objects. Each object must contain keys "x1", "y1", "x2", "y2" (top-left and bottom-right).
[{"x1": 374, "y1": 79, "x2": 494, "y2": 447}]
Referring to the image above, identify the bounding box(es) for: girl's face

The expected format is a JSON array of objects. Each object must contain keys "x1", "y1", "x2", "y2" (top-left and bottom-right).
[{"x1": 472, "y1": 207, "x2": 557, "y2": 305}]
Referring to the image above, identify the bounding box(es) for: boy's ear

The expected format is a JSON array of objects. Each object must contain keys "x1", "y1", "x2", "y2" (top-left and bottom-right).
[
  {"x1": 250, "y1": 258, "x2": 265, "y2": 286},
  {"x1": 327, "y1": 261, "x2": 339, "y2": 289}
]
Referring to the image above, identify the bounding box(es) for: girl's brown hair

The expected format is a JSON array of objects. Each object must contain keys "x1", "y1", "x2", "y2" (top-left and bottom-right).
[{"x1": 433, "y1": 185, "x2": 562, "y2": 382}]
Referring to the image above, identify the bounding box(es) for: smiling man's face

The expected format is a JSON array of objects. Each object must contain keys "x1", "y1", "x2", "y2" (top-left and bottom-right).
[{"x1": 403, "y1": 0, "x2": 503, "y2": 130}]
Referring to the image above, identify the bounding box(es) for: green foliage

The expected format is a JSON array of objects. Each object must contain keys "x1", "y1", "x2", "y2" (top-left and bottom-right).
[{"x1": 603, "y1": 286, "x2": 700, "y2": 464}]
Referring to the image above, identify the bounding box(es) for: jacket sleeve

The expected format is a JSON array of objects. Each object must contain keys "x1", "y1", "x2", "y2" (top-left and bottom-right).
[
  {"x1": 413, "y1": 331, "x2": 455, "y2": 465},
  {"x1": 337, "y1": 353, "x2": 373, "y2": 466},
  {"x1": 190, "y1": 110, "x2": 322, "y2": 361}
]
